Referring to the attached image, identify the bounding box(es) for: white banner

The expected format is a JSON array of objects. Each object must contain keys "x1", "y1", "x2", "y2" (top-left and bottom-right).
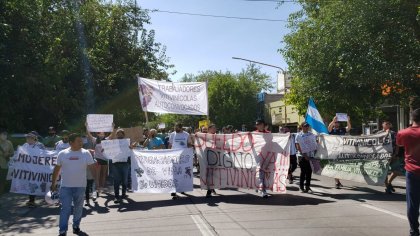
[
  {"x1": 194, "y1": 133, "x2": 290, "y2": 193},
  {"x1": 87, "y1": 114, "x2": 113, "y2": 132},
  {"x1": 9, "y1": 146, "x2": 59, "y2": 196},
  {"x1": 131, "y1": 148, "x2": 194, "y2": 193},
  {"x1": 101, "y1": 139, "x2": 131, "y2": 162},
  {"x1": 138, "y1": 77, "x2": 208, "y2": 115},
  {"x1": 298, "y1": 134, "x2": 318, "y2": 153},
  {"x1": 315, "y1": 133, "x2": 393, "y2": 185}
]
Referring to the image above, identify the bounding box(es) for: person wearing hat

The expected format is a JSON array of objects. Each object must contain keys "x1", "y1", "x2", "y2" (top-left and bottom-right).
[
  {"x1": 55, "y1": 130, "x2": 71, "y2": 151},
  {"x1": 43, "y1": 126, "x2": 61, "y2": 148},
  {"x1": 23, "y1": 131, "x2": 46, "y2": 207},
  {"x1": 0, "y1": 130, "x2": 14, "y2": 194},
  {"x1": 295, "y1": 122, "x2": 317, "y2": 193}
]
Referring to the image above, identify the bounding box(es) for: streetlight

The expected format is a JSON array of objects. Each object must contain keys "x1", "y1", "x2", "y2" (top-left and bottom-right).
[
  {"x1": 231, "y1": 57, "x2": 285, "y2": 73},
  {"x1": 232, "y1": 57, "x2": 289, "y2": 128}
]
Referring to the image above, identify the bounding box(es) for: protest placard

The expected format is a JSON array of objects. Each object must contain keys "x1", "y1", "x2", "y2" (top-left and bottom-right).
[
  {"x1": 138, "y1": 77, "x2": 208, "y2": 115},
  {"x1": 194, "y1": 132, "x2": 290, "y2": 193},
  {"x1": 122, "y1": 126, "x2": 143, "y2": 143},
  {"x1": 9, "y1": 146, "x2": 58, "y2": 196},
  {"x1": 198, "y1": 120, "x2": 209, "y2": 129},
  {"x1": 101, "y1": 139, "x2": 131, "y2": 162},
  {"x1": 87, "y1": 114, "x2": 113, "y2": 132},
  {"x1": 336, "y1": 113, "x2": 348, "y2": 122},
  {"x1": 298, "y1": 134, "x2": 318, "y2": 154},
  {"x1": 315, "y1": 133, "x2": 393, "y2": 185},
  {"x1": 131, "y1": 149, "x2": 193, "y2": 193}
]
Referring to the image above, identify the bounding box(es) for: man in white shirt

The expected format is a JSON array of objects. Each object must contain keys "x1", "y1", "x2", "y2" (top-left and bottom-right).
[
  {"x1": 51, "y1": 133, "x2": 97, "y2": 236},
  {"x1": 55, "y1": 130, "x2": 70, "y2": 151},
  {"x1": 168, "y1": 123, "x2": 191, "y2": 149},
  {"x1": 168, "y1": 123, "x2": 192, "y2": 199}
]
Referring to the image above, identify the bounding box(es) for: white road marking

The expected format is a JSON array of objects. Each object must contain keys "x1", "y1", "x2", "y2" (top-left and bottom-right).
[
  {"x1": 361, "y1": 204, "x2": 407, "y2": 221},
  {"x1": 310, "y1": 187, "x2": 331, "y2": 194},
  {"x1": 190, "y1": 214, "x2": 216, "y2": 236}
]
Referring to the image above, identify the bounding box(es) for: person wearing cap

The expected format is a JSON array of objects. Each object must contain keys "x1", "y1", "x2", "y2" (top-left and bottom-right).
[
  {"x1": 295, "y1": 122, "x2": 317, "y2": 193},
  {"x1": 0, "y1": 130, "x2": 14, "y2": 194},
  {"x1": 43, "y1": 127, "x2": 61, "y2": 148},
  {"x1": 328, "y1": 115, "x2": 352, "y2": 189},
  {"x1": 23, "y1": 131, "x2": 46, "y2": 207},
  {"x1": 55, "y1": 130, "x2": 71, "y2": 151}
]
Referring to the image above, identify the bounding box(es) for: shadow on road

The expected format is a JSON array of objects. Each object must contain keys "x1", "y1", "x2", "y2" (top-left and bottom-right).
[
  {"x1": 312, "y1": 186, "x2": 406, "y2": 203},
  {"x1": 0, "y1": 206, "x2": 57, "y2": 235},
  {"x1": 111, "y1": 191, "x2": 335, "y2": 213}
]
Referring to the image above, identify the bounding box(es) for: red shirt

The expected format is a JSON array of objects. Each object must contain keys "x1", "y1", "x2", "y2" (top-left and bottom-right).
[{"x1": 396, "y1": 126, "x2": 420, "y2": 175}]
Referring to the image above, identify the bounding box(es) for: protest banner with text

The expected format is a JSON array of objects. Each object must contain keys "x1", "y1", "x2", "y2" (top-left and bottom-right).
[
  {"x1": 138, "y1": 77, "x2": 208, "y2": 115},
  {"x1": 194, "y1": 133, "x2": 290, "y2": 193},
  {"x1": 10, "y1": 146, "x2": 59, "y2": 196},
  {"x1": 315, "y1": 133, "x2": 393, "y2": 185},
  {"x1": 131, "y1": 148, "x2": 194, "y2": 193},
  {"x1": 86, "y1": 114, "x2": 113, "y2": 132},
  {"x1": 101, "y1": 139, "x2": 131, "y2": 162}
]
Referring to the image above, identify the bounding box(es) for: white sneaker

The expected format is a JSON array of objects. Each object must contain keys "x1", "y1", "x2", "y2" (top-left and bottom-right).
[{"x1": 258, "y1": 190, "x2": 269, "y2": 198}]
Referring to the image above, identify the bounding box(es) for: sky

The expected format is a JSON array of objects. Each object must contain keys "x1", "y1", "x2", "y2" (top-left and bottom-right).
[{"x1": 138, "y1": 0, "x2": 301, "y2": 87}]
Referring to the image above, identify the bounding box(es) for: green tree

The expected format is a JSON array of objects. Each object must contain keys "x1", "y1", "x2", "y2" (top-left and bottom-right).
[
  {"x1": 282, "y1": 0, "x2": 420, "y2": 122},
  {"x1": 0, "y1": 0, "x2": 171, "y2": 133}
]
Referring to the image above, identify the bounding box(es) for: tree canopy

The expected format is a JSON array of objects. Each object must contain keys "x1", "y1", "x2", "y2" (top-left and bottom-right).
[
  {"x1": 0, "y1": 0, "x2": 171, "y2": 133},
  {"x1": 282, "y1": 0, "x2": 420, "y2": 121}
]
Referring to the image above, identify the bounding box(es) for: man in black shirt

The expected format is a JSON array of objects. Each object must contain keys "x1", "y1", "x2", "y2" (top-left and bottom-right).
[{"x1": 328, "y1": 115, "x2": 352, "y2": 189}]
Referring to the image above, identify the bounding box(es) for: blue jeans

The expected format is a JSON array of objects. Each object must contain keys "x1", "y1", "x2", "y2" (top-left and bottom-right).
[
  {"x1": 407, "y1": 171, "x2": 420, "y2": 236},
  {"x1": 112, "y1": 162, "x2": 129, "y2": 198},
  {"x1": 59, "y1": 187, "x2": 85, "y2": 234}
]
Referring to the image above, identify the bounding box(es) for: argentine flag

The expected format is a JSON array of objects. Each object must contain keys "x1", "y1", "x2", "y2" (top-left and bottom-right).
[{"x1": 305, "y1": 98, "x2": 329, "y2": 134}]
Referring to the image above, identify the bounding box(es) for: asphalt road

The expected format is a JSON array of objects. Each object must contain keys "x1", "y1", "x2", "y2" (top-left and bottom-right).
[{"x1": 0, "y1": 170, "x2": 409, "y2": 236}]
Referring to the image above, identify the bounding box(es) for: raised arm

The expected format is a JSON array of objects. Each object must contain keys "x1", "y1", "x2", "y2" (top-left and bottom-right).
[
  {"x1": 85, "y1": 122, "x2": 94, "y2": 141},
  {"x1": 107, "y1": 123, "x2": 116, "y2": 140},
  {"x1": 327, "y1": 116, "x2": 337, "y2": 132},
  {"x1": 346, "y1": 116, "x2": 352, "y2": 132}
]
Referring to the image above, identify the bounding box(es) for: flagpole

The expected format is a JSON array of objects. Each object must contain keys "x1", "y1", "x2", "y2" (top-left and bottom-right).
[{"x1": 144, "y1": 111, "x2": 149, "y2": 128}]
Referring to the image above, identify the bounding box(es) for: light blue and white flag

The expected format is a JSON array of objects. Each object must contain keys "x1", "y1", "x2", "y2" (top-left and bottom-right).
[{"x1": 305, "y1": 98, "x2": 329, "y2": 134}]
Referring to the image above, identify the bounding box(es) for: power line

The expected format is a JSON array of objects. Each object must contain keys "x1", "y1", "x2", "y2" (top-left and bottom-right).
[{"x1": 146, "y1": 9, "x2": 288, "y2": 22}]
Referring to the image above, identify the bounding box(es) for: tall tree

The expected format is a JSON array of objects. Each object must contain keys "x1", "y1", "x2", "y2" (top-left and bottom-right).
[
  {"x1": 282, "y1": 0, "x2": 420, "y2": 122},
  {"x1": 0, "y1": 0, "x2": 171, "y2": 133}
]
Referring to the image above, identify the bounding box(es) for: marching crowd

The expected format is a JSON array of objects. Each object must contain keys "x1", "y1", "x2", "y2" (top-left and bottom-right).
[{"x1": 0, "y1": 108, "x2": 419, "y2": 236}]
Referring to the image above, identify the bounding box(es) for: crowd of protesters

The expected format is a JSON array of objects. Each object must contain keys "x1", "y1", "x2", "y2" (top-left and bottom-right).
[{"x1": 0, "y1": 108, "x2": 419, "y2": 236}]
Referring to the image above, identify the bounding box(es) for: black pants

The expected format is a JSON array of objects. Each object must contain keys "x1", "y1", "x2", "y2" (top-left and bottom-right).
[
  {"x1": 85, "y1": 179, "x2": 94, "y2": 201},
  {"x1": 289, "y1": 154, "x2": 297, "y2": 175},
  {"x1": 299, "y1": 158, "x2": 312, "y2": 188}
]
